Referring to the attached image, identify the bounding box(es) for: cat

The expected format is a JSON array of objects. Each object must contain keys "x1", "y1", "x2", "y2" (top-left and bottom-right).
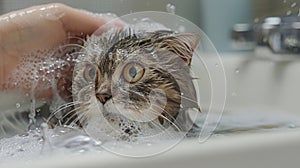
[
  {"x1": 65, "y1": 27, "x2": 201, "y2": 140},
  {"x1": 0, "y1": 25, "x2": 201, "y2": 140}
]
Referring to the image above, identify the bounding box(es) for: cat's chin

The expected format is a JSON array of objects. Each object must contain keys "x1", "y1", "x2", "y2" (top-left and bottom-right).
[{"x1": 81, "y1": 99, "x2": 180, "y2": 141}]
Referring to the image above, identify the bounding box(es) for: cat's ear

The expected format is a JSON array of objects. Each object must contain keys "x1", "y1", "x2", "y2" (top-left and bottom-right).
[{"x1": 162, "y1": 33, "x2": 200, "y2": 65}]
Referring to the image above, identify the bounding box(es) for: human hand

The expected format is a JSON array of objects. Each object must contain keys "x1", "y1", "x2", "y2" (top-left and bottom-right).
[{"x1": 0, "y1": 3, "x2": 121, "y2": 99}]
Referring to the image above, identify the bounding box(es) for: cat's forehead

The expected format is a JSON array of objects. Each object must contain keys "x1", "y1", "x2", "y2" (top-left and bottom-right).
[
  {"x1": 103, "y1": 29, "x2": 175, "y2": 61},
  {"x1": 86, "y1": 27, "x2": 195, "y2": 77}
]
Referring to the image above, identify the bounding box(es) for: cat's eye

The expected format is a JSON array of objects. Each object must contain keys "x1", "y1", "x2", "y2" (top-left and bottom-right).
[
  {"x1": 123, "y1": 63, "x2": 145, "y2": 83},
  {"x1": 83, "y1": 64, "x2": 98, "y2": 82}
]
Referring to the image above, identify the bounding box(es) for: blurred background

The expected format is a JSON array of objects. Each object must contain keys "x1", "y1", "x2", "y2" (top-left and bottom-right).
[{"x1": 0, "y1": 0, "x2": 299, "y2": 52}]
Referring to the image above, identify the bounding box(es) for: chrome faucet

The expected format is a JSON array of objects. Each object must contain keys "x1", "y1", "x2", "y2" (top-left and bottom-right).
[{"x1": 232, "y1": 16, "x2": 300, "y2": 54}]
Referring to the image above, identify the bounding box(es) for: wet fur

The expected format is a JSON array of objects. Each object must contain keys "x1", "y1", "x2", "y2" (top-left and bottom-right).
[{"x1": 64, "y1": 28, "x2": 200, "y2": 133}]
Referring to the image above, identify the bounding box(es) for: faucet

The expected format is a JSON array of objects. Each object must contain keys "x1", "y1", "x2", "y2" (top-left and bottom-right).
[{"x1": 231, "y1": 16, "x2": 300, "y2": 55}]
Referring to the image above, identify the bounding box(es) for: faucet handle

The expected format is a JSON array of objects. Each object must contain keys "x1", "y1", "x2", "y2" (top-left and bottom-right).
[
  {"x1": 281, "y1": 17, "x2": 300, "y2": 53},
  {"x1": 255, "y1": 16, "x2": 300, "y2": 54},
  {"x1": 254, "y1": 17, "x2": 281, "y2": 46},
  {"x1": 231, "y1": 23, "x2": 255, "y2": 51}
]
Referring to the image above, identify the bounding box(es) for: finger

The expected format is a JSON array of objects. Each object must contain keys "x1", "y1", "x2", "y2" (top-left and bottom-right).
[
  {"x1": 56, "y1": 4, "x2": 109, "y2": 35},
  {"x1": 0, "y1": 3, "x2": 121, "y2": 55}
]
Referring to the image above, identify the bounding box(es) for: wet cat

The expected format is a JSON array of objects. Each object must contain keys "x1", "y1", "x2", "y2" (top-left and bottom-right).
[
  {"x1": 0, "y1": 25, "x2": 201, "y2": 140},
  {"x1": 66, "y1": 27, "x2": 201, "y2": 140}
]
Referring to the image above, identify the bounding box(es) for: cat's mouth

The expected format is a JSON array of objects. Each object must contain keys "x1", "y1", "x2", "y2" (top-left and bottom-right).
[
  {"x1": 100, "y1": 98, "x2": 161, "y2": 123},
  {"x1": 83, "y1": 98, "x2": 161, "y2": 141}
]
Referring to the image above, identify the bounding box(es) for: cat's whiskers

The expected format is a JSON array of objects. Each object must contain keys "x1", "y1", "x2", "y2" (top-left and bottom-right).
[
  {"x1": 122, "y1": 102, "x2": 169, "y2": 134},
  {"x1": 64, "y1": 108, "x2": 88, "y2": 127},
  {"x1": 58, "y1": 43, "x2": 89, "y2": 53},
  {"x1": 48, "y1": 101, "x2": 91, "y2": 127},
  {"x1": 70, "y1": 51, "x2": 90, "y2": 57},
  {"x1": 55, "y1": 105, "x2": 83, "y2": 123},
  {"x1": 117, "y1": 87, "x2": 146, "y2": 99},
  {"x1": 67, "y1": 35, "x2": 87, "y2": 45},
  {"x1": 150, "y1": 103, "x2": 177, "y2": 121},
  {"x1": 180, "y1": 95, "x2": 200, "y2": 106},
  {"x1": 55, "y1": 110, "x2": 79, "y2": 127},
  {"x1": 147, "y1": 112, "x2": 181, "y2": 134},
  {"x1": 146, "y1": 104, "x2": 181, "y2": 132},
  {"x1": 148, "y1": 119, "x2": 170, "y2": 134},
  {"x1": 191, "y1": 77, "x2": 200, "y2": 80},
  {"x1": 47, "y1": 101, "x2": 82, "y2": 122}
]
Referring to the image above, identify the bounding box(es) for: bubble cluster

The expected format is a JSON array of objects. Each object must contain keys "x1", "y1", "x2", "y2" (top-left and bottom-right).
[{"x1": 5, "y1": 42, "x2": 81, "y2": 98}]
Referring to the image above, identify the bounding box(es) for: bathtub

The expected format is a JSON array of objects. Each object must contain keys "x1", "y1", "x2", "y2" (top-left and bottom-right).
[{"x1": 2, "y1": 50, "x2": 300, "y2": 168}]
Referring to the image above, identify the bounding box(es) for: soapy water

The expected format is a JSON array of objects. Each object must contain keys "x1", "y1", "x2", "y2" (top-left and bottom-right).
[{"x1": 0, "y1": 109, "x2": 300, "y2": 165}]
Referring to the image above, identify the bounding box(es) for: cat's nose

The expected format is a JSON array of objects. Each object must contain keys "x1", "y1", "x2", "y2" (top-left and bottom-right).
[{"x1": 96, "y1": 93, "x2": 112, "y2": 104}]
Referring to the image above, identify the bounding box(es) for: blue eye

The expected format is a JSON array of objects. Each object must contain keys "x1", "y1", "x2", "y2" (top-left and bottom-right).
[{"x1": 123, "y1": 63, "x2": 145, "y2": 83}]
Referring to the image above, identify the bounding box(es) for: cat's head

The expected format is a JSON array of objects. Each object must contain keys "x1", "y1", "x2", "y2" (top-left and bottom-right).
[{"x1": 72, "y1": 29, "x2": 200, "y2": 137}]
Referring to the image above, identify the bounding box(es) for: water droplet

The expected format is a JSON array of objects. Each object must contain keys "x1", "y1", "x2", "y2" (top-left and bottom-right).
[
  {"x1": 291, "y1": 2, "x2": 297, "y2": 7},
  {"x1": 16, "y1": 103, "x2": 21, "y2": 109},
  {"x1": 286, "y1": 10, "x2": 292, "y2": 15},
  {"x1": 19, "y1": 133, "x2": 29, "y2": 137},
  {"x1": 106, "y1": 12, "x2": 113, "y2": 16},
  {"x1": 235, "y1": 68, "x2": 240, "y2": 74},
  {"x1": 288, "y1": 123, "x2": 296, "y2": 128},
  {"x1": 151, "y1": 52, "x2": 157, "y2": 58},
  {"x1": 93, "y1": 140, "x2": 102, "y2": 146},
  {"x1": 141, "y1": 17, "x2": 150, "y2": 22},
  {"x1": 215, "y1": 63, "x2": 219, "y2": 68},
  {"x1": 166, "y1": 3, "x2": 176, "y2": 14},
  {"x1": 178, "y1": 25, "x2": 185, "y2": 32},
  {"x1": 77, "y1": 149, "x2": 87, "y2": 153}
]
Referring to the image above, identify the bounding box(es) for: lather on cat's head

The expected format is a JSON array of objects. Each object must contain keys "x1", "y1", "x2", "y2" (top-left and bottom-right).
[{"x1": 71, "y1": 28, "x2": 200, "y2": 135}]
